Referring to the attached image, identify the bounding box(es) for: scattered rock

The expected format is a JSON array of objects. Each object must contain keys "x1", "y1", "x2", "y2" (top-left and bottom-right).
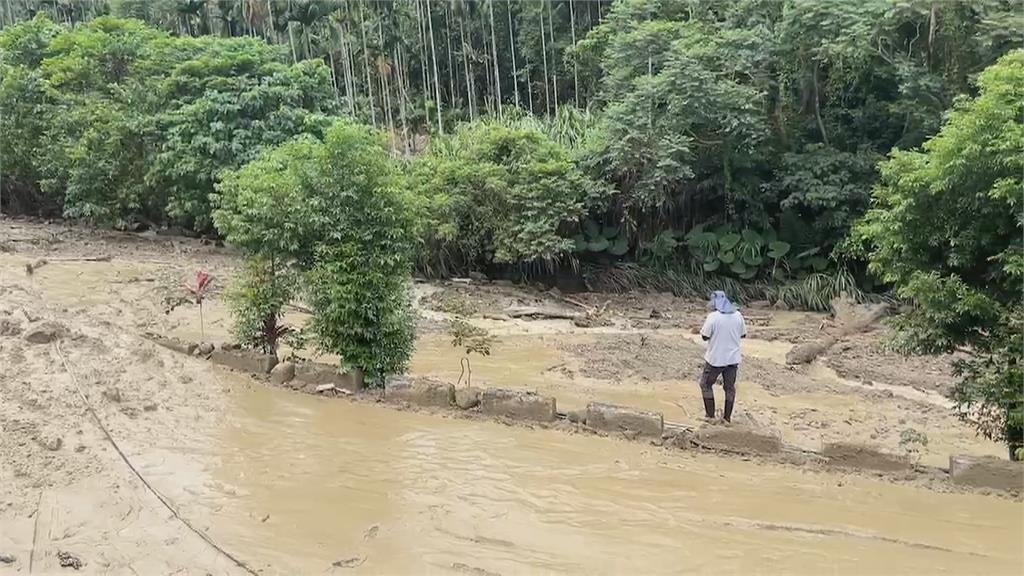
[
  {"x1": 649, "y1": 309, "x2": 663, "y2": 319},
  {"x1": 565, "y1": 410, "x2": 583, "y2": 424},
  {"x1": 57, "y1": 551, "x2": 83, "y2": 570},
  {"x1": 74, "y1": 444, "x2": 86, "y2": 453},
  {"x1": 454, "y1": 387, "x2": 481, "y2": 409},
  {"x1": 331, "y1": 557, "x2": 365, "y2": 569},
  {"x1": 195, "y1": 342, "x2": 215, "y2": 356},
  {"x1": 0, "y1": 318, "x2": 22, "y2": 336},
  {"x1": 101, "y1": 387, "x2": 123, "y2": 403},
  {"x1": 0, "y1": 553, "x2": 16, "y2": 565},
  {"x1": 142, "y1": 402, "x2": 158, "y2": 412},
  {"x1": 41, "y1": 436, "x2": 63, "y2": 452},
  {"x1": 468, "y1": 271, "x2": 488, "y2": 282},
  {"x1": 363, "y1": 525, "x2": 379, "y2": 540},
  {"x1": 23, "y1": 321, "x2": 64, "y2": 344},
  {"x1": 315, "y1": 384, "x2": 337, "y2": 393},
  {"x1": 269, "y1": 361, "x2": 296, "y2": 385}
]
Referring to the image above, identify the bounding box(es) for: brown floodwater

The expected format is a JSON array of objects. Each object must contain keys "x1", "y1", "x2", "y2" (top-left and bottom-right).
[{"x1": 202, "y1": 380, "x2": 1023, "y2": 575}]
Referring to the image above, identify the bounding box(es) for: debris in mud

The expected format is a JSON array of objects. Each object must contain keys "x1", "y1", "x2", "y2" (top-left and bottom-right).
[
  {"x1": 22, "y1": 321, "x2": 65, "y2": 344},
  {"x1": 143, "y1": 402, "x2": 158, "y2": 412},
  {"x1": 194, "y1": 342, "x2": 215, "y2": 356},
  {"x1": 0, "y1": 553, "x2": 16, "y2": 565},
  {"x1": 451, "y1": 563, "x2": 501, "y2": 576},
  {"x1": 331, "y1": 556, "x2": 365, "y2": 568},
  {"x1": 57, "y1": 550, "x2": 84, "y2": 570},
  {"x1": 363, "y1": 524, "x2": 379, "y2": 540}
]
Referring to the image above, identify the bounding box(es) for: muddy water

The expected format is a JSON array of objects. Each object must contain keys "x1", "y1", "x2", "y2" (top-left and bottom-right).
[{"x1": 204, "y1": 380, "x2": 1023, "y2": 575}]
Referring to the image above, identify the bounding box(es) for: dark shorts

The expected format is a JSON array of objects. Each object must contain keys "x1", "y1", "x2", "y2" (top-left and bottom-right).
[{"x1": 699, "y1": 362, "x2": 737, "y2": 400}]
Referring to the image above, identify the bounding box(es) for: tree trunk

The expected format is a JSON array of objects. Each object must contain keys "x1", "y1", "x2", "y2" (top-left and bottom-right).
[
  {"x1": 506, "y1": 0, "x2": 520, "y2": 108},
  {"x1": 358, "y1": 1, "x2": 377, "y2": 127},
  {"x1": 569, "y1": 0, "x2": 579, "y2": 108},
  {"x1": 813, "y1": 62, "x2": 829, "y2": 146},
  {"x1": 459, "y1": 17, "x2": 475, "y2": 120},
  {"x1": 426, "y1": 0, "x2": 444, "y2": 133},
  {"x1": 547, "y1": 0, "x2": 558, "y2": 115},
  {"x1": 524, "y1": 41, "x2": 534, "y2": 114},
  {"x1": 488, "y1": 0, "x2": 503, "y2": 117},
  {"x1": 416, "y1": 0, "x2": 431, "y2": 129},
  {"x1": 539, "y1": 5, "x2": 551, "y2": 116},
  {"x1": 444, "y1": 5, "x2": 457, "y2": 107},
  {"x1": 395, "y1": 47, "x2": 411, "y2": 156}
]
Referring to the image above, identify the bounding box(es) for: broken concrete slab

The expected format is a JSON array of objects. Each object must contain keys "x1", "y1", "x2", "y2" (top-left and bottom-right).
[
  {"x1": 694, "y1": 425, "x2": 782, "y2": 455},
  {"x1": 209, "y1": 347, "x2": 277, "y2": 374},
  {"x1": 454, "y1": 386, "x2": 481, "y2": 409},
  {"x1": 822, "y1": 443, "x2": 910, "y2": 472},
  {"x1": 479, "y1": 388, "x2": 556, "y2": 422},
  {"x1": 586, "y1": 402, "x2": 664, "y2": 438},
  {"x1": 949, "y1": 454, "x2": 1023, "y2": 492},
  {"x1": 142, "y1": 333, "x2": 197, "y2": 356},
  {"x1": 293, "y1": 362, "x2": 364, "y2": 392},
  {"x1": 385, "y1": 378, "x2": 454, "y2": 408}
]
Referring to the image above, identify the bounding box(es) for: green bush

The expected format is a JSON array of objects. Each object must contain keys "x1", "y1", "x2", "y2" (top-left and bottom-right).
[
  {"x1": 215, "y1": 120, "x2": 415, "y2": 383},
  {"x1": 226, "y1": 256, "x2": 297, "y2": 355},
  {"x1": 409, "y1": 121, "x2": 610, "y2": 275}
]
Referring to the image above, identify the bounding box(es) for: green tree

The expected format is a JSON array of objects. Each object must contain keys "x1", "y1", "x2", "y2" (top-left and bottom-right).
[
  {"x1": 854, "y1": 50, "x2": 1024, "y2": 458},
  {"x1": 216, "y1": 121, "x2": 415, "y2": 383}
]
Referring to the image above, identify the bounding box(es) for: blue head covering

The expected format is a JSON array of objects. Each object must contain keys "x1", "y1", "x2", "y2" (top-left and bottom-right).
[{"x1": 709, "y1": 290, "x2": 736, "y2": 314}]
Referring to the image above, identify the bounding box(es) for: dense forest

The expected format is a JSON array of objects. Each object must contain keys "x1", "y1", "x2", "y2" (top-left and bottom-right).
[{"x1": 0, "y1": 1, "x2": 1020, "y2": 449}]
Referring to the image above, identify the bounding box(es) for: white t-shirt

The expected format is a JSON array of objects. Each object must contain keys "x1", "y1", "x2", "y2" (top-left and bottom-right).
[{"x1": 700, "y1": 311, "x2": 747, "y2": 367}]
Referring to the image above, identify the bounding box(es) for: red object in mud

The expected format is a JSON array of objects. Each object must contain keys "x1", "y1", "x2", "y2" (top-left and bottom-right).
[{"x1": 183, "y1": 270, "x2": 212, "y2": 304}]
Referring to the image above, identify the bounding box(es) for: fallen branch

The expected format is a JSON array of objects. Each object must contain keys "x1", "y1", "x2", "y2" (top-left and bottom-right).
[{"x1": 504, "y1": 306, "x2": 580, "y2": 320}]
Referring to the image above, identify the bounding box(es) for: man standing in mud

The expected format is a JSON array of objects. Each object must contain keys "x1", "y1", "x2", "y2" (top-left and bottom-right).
[{"x1": 698, "y1": 291, "x2": 746, "y2": 422}]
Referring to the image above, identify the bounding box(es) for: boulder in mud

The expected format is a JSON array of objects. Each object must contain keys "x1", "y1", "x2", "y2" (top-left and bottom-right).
[
  {"x1": 0, "y1": 318, "x2": 22, "y2": 337},
  {"x1": 454, "y1": 386, "x2": 481, "y2": 410},
  {"x1": 949, "y1": 455, "x2": 1023, "y2": 492},
  {"x1": 694, "y1": 424, "x2": 782, "y2": 455},
  {"x1": 209, "y1": 347, "x2": 277, "y2": 374},
  {"x1": 194, "y1": 342, "x2": 215, "y2": 356},
  {"x1": 142, "y1": 333, "x2": 197, "y2": 356},
  {"x1": 822, "y1": 443, "x2": 910, "y2": 472},
  {"x1": 269, "y1": 361, "x2": 296, "y2": 385},
  {"x1": 385, "y1": 377, "x2": 454, "y2": 408},
  {"x1": 293, "y1": 361, "x2": 364, "y2": 393},
  {"x1": 22, "y1": 321, "x2": 65, "y2": 344},
  {"x1": 585, "y1": 402, "x2": 664, "y2": 438},
  {"x1": 479, "y1": 388, "x2": 556, "y2": 422}
]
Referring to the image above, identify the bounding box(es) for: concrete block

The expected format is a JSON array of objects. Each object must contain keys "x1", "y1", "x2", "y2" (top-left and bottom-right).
[
  {"x1": 293, "y1": 362, "x2": 364, "y2": 392},
  {"x1": 695, "y1": 425, "x2": 782, "y2": 455},
  {"x1": 143, "y1": 333, "x2": 197, "y2": 356},
  {"x1": 822, "y1": 443, "x2": 909, "y2": 472},
  {"x1": 950, "y1": 454, "x2": 1023, "y2": 492},
  {"x1": 385, "y1": 378, "x2": 454, "y2": 408},
  {"x1": 586, "y1": 402, "x2": 664, "y2": 437},
  {"x1": 479, "y1": 388, "x2": 556, "y2": 422},
  {"x1": 210, "y1": 347, "x2": 278, "y2": 374}
]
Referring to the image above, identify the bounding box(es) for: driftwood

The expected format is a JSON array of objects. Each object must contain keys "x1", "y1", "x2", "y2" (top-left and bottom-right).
[
  {"x1": 785, "y1": 301, "x2": 889, "y2": 365},
  {"x1": 504, "y1": 306, "x2": 580, "y2": 321}
]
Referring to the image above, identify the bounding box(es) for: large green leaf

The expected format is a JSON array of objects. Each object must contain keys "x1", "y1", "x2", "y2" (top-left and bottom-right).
[
  {"x1": 583, "y1": 219, "x2": 600, "y2": 240},
  {"x1": 608, "y1": 236, "x2": 629, "y2": 256},
  {"x1": 587, "y1": 237, "x2": 610, "y2": 252},
  {"x1": 729, "y1": 261, "x2": 747, "y2": 275},
  {"x1": 739, "y1": 267, "x2": 758, "y2": 280},
  {"x1": 573, "y1": 234, "x2": 587, "y2": 252},
  {"x1": 601, "y1": 225, "x2": 620, "y2": 239},
  {"x1": 719, "y1": 251, "x2": 736, "y2": 264},
  {"x1": 719, "y1": 233, "x2": 741, "y2": 251},
  {"x1": 810, "y1": 256, "x2": 828, "y2": 271},
  {"x1": 741, "y1": 229, "x2": 763, "y2": 246},
  {"x1": 767, "y1": 240, "x2": 791, "y2": 259},
  {"x1": 703, "y1": 259, "x2": 721, "y2": 272},
  {"x1": 742, "y1": 252, "x2": 763, "y2": 266}
]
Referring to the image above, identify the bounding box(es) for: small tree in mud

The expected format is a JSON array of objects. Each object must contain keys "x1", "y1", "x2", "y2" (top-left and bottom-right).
[
  {"x1": 214, "y1": 120, "x2": 416, "y2": 383},
  {"x1": 182, "y1": 270, "x2": 213, "y2": 340},
  {"x1": 448, "y1": 318, "x2": 496, "y2": 387},
  {"x1": 226, "y1": 257, "x2": 295, "y2": 355},
  {"x1": 898, "y1": 428, "x2": 929, "y2": 465}
]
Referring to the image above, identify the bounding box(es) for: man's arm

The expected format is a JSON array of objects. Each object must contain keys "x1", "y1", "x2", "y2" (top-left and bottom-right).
[
  {"x1": 740, "y1": 313, "x2": 748, "y2": 338},
  {"x1": 700, "y1": 314, "x2": 714, "y2": 341}
]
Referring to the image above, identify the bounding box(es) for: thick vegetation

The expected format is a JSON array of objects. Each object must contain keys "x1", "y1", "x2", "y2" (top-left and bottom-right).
[
  {"x1": 854, "y1": 50, "x2": 1023, "y2": 459},
  {"x1": 0, "y1": 3, "x2": 1021, "y2": 439}
]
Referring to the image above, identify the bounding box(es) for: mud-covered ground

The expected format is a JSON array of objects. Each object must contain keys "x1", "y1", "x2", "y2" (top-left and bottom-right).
[{"x1": 1, "y1": 220, "x2": 1020, "y2": 575}]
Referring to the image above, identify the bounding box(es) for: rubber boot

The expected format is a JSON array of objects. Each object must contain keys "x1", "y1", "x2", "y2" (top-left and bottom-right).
[
  {"x1": 723, "y1": 399, "x2": 734, "y2": 423},
  {"x1": 702, "y1": 397, "x2": 715, "y2": 419}
]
